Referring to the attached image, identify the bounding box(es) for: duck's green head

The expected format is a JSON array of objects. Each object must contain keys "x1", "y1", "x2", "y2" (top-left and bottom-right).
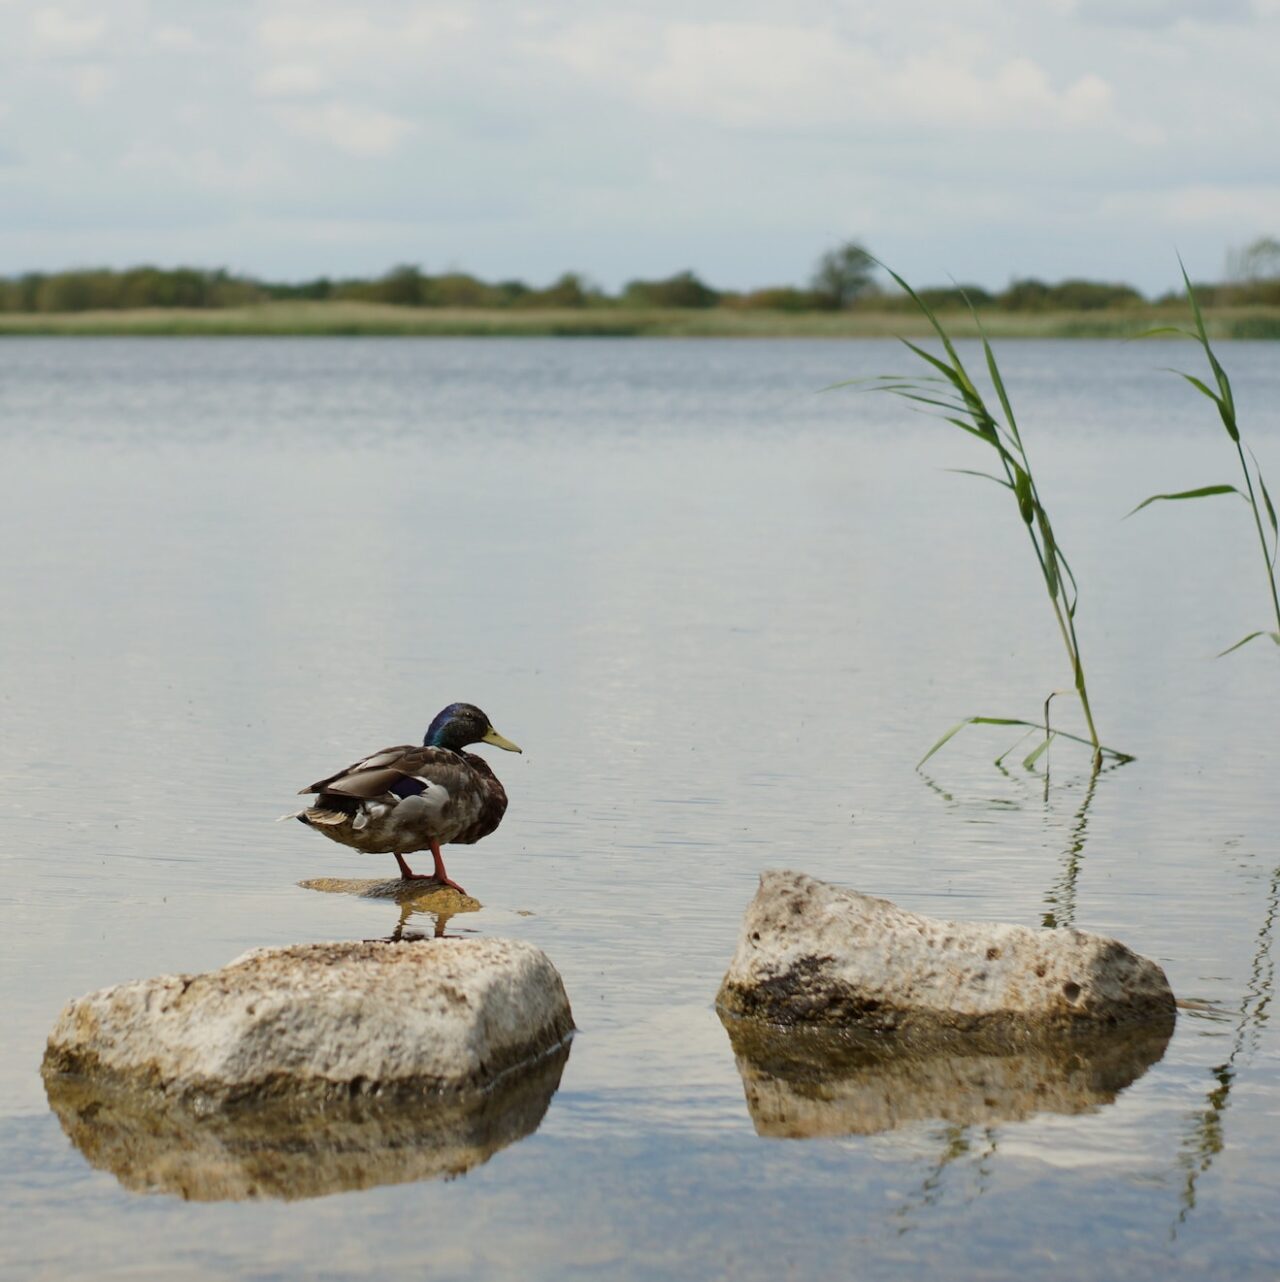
[{"x1": 424, "y1": 702, "x2": 522, "y2": 754}]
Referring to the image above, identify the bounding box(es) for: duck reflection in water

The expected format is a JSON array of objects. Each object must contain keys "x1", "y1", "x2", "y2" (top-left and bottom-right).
[{"x1": 299, "y1": 875, "x2": 482, "y2": 940}]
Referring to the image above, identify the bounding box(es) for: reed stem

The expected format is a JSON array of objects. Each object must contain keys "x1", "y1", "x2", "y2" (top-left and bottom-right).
[{"x1": 849, "y1": 264, "x2": 1126, "y2": 770}]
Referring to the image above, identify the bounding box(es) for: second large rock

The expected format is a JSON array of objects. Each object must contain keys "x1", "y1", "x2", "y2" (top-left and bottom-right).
[{"x1": 716, "y1": 871, "x2": 1175, "y2": 1043}]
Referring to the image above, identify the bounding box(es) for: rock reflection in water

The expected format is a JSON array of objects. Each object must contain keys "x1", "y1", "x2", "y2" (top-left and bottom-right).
[
  {"x1": 300, "y1": 876, "x2": 481, "y2": 939},
  {"x1": 44, "y1": 1040, "x2": 570, "y2": 1201},
  {"x1": 720, "y1": 1014, "x2": 1173, "y2": 1138}
]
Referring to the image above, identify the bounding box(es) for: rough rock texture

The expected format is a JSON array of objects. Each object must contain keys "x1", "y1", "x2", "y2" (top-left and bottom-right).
[
  {"x1": 43, "y1": 938, "x2": 574, "y2": 1106},
  {"x1": 44, "y1": 1042, "x2": 569, "y2": 1201},
  {"x1": 721, "y1": 1016, "x2": 1172, "y2": 1138},
  {"x1": 717, "y1": 871, "x2": 1175, "y2": 1042}
]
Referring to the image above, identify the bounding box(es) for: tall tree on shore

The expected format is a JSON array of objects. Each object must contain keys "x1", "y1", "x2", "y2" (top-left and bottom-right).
[
  {"x1": 811, "y1": 240, "x2": 877, "y2": 308},
  {"x1": 1227, "y1": 235, "x2": 1280, "y2": 282}
]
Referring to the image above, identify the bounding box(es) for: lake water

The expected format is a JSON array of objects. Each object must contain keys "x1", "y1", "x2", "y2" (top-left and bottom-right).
[{"x1": 1, "y1": 337, "x2": 1277, "y2": 1280}]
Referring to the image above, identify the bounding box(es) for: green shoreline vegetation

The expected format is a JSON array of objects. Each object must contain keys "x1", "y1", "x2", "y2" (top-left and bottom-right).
[
  {"x1": 3, "y1": 300, "x2": 1279, "y2": 338},
  {"x1": 3, "y1": 239, "x2": 1280, "y2": 337}
]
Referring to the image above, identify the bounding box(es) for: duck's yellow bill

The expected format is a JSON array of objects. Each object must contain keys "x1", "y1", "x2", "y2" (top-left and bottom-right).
[{"x1": 482, "y1": 726, "x2": 523, "y2": 753}]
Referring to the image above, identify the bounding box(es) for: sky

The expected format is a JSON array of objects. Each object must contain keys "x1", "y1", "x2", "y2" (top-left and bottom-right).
[{"x1": 1, "y1": 0, "x2": 1278, "y2": 296}]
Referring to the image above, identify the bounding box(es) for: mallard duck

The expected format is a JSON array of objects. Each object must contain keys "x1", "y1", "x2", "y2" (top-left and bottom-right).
[{"x1": 288, "y1": 703, "x2": 521, "y2": 892}]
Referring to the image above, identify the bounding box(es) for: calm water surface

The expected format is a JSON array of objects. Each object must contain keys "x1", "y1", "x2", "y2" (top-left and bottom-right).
[{"x1": 1, "y1": 338, "x2": 1277, "y2": 1280}]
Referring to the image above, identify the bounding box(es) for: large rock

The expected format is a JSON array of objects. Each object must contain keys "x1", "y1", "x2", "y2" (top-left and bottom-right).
[
  {"x1": 43, "y1": 937, "x2": 574, "y2": 1106},
  {"x1": 717, "y1": 871, "x2": 1175, "y2": 1043}
]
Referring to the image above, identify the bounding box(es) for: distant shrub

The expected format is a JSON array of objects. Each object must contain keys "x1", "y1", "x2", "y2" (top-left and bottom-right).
[
  {"x1": 525, "y1": 273, "x2": 593, "y2": 308},
  {"x1": 267, "y1": 277, "x2": 333, "y2": 301},
  {"x1": 493, "y1": 279, "x2": 532, "y2": 306},
  {"x1": 622, "y1": 270, "x2": 719, "y2": 309},
  {"x1": 0, "y1": 265, "x2": 259, "y2": 311},
  {"x1": 1047, "y1": 279, "x2": 1144, "y2": 310},
  {"x1": 998, "y1": 277, "x2": 1144, "y2": 311},
  {"x1": 914, "y1": 284, "x2": 994, "y2": 310},
  {"x1": 374, "y1": 265, "x2": 429, "y2": 306},
  {"x1": 997, "y1": 278, "x2": 1055, "y2": 311},
  {"x1": 423, "y1": 273, "x2": 500, "y2": 308}
]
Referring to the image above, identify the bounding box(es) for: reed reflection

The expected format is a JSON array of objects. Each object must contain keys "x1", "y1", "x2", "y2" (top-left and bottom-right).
[
  {"x1": 1172, "y1": 860, "x2": 1280, "y2": 1235},
  {"x1": 892, "y1": 1124, "x2": 999, "y2": 1237}
]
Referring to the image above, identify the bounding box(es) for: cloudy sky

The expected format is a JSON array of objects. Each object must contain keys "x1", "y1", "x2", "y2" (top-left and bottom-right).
[{"x1": 2, "y1": 0, "x2": 1278, "y2": 294}]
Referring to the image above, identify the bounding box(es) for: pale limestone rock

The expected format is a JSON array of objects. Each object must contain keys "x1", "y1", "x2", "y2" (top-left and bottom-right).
[
  {"x1": 717, "y1": 871, "x2": 1175, "y2": 1041},
  {"x1": 43, "y1": 937, "x2": 574, "y2": 1105}
]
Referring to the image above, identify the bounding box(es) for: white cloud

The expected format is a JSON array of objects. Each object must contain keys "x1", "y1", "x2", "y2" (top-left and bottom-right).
[
  {"x1": 29, "y1": 6, "x2": 105, "y2": 51},
  {"x1": 572, "y1": 23, "x2": 1120, "y2": 134},
  {"x1": 276, "y1": 101, "x2": 413, "y2": 156},
  {"x1": 1105, "y1": 184, "x2": 1280, "y2": 227},
  {"x1": 72, "y1": 64, "x2": 111, "y2": 102},
  {"x1": 256, "y1": 64, "x2": 327, "y2": 98},
  {"x1": 151, "y1": 25, "x2": 199, "y2": 52},
  {"x1": 255, "y1": 6, "x2": 471, "y2": 67},
  {"x1": 1069, "y1": 0, "x2": 1252, "y2": 24}
]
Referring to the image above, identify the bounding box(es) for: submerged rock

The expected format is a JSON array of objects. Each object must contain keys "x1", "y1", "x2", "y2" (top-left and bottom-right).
[
  {"x1": 717, "y1": 871, "x2": 1175, "y2": 1042},
  {"x1": 721, "y1": 1014, "x2": 1172, "y2": 1138},
  {"x1": 43, "y1": 937, "x2": 574, "y2": 1106},
  {"x1": 44, "y1": 1040, "x2": 570, "y2": 1201}
]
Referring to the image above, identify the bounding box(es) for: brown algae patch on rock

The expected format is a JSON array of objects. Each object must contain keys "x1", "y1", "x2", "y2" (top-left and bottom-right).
[
  {"x1": 717, "y1": 871, "x2": 1176, "y2": 1044},
  {"x1": 42, "y1": 937, "x2": 574, "y2": 1108}
]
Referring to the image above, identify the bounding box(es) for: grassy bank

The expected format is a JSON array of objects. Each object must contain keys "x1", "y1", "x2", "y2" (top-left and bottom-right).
[{"x1": 2, "y1": 301, "x2": 1279, "y2": 339}]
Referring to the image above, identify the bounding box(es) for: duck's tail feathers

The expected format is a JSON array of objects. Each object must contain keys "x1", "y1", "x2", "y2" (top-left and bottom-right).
[{"x1": 279, "y1": 807, "x2": 350, "y2": 827}]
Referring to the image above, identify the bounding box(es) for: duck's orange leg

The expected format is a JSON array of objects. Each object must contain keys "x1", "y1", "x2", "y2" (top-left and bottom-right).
[
  {"x1": 392, "y1": 843, "x2": 466, "y2": 893},
  {"x1": 428, "y1": 839, "x2": 467, "y2": 894}
]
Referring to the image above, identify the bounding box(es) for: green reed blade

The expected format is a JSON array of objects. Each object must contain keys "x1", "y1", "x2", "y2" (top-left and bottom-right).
[
  {"x1": 1035, "y1": 506, "x2": 1059, "y2": 597},
  {"x1": 1013, "y1": 467, "x2": 1034, "y2": 524},
  {"x1": 917, "y1": 715, "x2": 1133, "y2": 768},
  {"x1": 1023, "y1": 733, "x2": 1056, "y2": 770},
  {"x1": 1137, "y1": 325, "x2": 1199, "y2": 341},
  {"x1": 825, "y1": 375, "x2": 949, "y2": 391},
  {"x1": 980, "y1": 330, "x2": 1023, "y2": 448},
  {"x1": 1178, "y1": 258, "x2": 1238, "y2": 434},
  {"x1": 994, "y1": 729, "x2": 1038, "y2": 768},
  {"x1": 893, "y1": 390, "x2": 979, "y2": 415},
  {"x1": 1126, "y1": 485, "x2": 1244, "y2": 517},
  {"x1": 1055, "y1": 545, "x2": 1080, "y2": 615},
  {"x1": 945, "y1": 468, "x2": 1014, "y2": 489},
  {"x1": 1250, "y1": 453, "x2": 1278, "y2": 551},
  {"x1": 1166, "y1": 369, "x2": 1227, "y2": 413},
  {"x1": 917, "y1": 718, "x2": 980, "y2": 767},
  {"x1": 1217, "y1": 631, "x2": 1275, "y2": 656}
]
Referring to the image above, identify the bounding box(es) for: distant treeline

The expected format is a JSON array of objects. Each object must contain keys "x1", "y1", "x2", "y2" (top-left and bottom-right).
[{"x1": 4, "y1": 261, "x2": 1280, "y2": 314}]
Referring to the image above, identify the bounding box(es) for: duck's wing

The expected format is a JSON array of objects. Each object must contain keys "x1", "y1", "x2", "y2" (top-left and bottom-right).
[
  {"x1": 299, "y1": 746, "x2": 483, "y2": 801},
  {"x1": 298, "y1": 745, "x2": 421, "y2": 796}
]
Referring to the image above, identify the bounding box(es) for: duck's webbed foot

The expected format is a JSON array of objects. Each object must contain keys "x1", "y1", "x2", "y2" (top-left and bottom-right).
[
  {"x1": 393, "y1": 852, "x2": 422, "y2": 880},
  {"x1": 392, "y1": 847, "x2": 468, "y2": 896}
]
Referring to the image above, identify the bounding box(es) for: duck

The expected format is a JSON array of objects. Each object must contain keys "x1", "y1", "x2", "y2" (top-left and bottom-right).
[{"x1": 288, "y1": 703, "x2": 521, "y2": 892}]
